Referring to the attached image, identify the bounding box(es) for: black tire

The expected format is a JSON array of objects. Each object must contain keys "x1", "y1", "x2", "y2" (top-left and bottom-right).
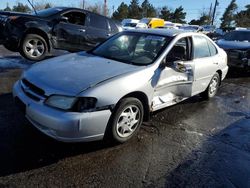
[
  {"x1": 20, "y1": 34, "x2": 48, "y2": 61},
  {"x1": 106, "y1": 97, "x2": 144, "y2": 143},
  {"x1": 201, "y1": 72, "x2": 220, "y2": 99}
]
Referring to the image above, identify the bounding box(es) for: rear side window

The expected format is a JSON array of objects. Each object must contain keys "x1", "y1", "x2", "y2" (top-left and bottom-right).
[
  {"x1": 193, "y1": 35, "x2": 210, "y2": 59},
  {"x1": 207, "y1": 39, "x2": 217, "y2": 56},
  {"x1": 108, "y1": 20, "x2": 119, "y2": 33},
  {"x1": 89, "y1": 14, "x2": 108, "y2": 30}
]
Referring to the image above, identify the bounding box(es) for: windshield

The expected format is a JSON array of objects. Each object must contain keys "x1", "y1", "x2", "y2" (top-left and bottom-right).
[
  {"x1": 90, "y1": 32, "x2": 171, "y2": 66},
  {"x1": 223, "y1": 31, "x2": 250, "y2": 42},
  {"x1": 33, "y1": 7, "x2": 64, "y2": 17},
  {"x1": 180, "y1": 26, "x2": 199, "y2": 31},
  {"x1": 124, "y1": 23, "x2": 137, "y2": 27},
  {"x1": 203, "y1": 25, "x2": 215, "y2": 31},
  {"x1": 139, "y1": 18, "x2": 150, "y2": 24}
]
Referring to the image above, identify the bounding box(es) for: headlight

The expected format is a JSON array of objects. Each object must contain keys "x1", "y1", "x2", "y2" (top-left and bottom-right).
[
  {"x1": 74, "y1": 97, "x2": 97, "y2": 112},
  {"x1": 45, "y1": 95, "x2": 97, "y2": 111},
  {"x1": 45, "y1": 95, "x2": 77, "y2": 110}
]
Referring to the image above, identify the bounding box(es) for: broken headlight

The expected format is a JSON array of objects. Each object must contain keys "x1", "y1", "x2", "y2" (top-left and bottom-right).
[{"x1": 73, "y1": 97, "x2": 97, "y2": 112}]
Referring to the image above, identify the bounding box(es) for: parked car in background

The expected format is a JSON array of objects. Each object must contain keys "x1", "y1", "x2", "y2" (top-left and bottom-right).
[
  {"x1": 216, "y1": 30, "x2": 250, "y2": 69},
  {"x1": 135, "y1": 22, "x2": 148, "y2": 29},
  {"x1": 137, "y1": 18, "x2": 165, "y2": 28},
  {"x1": 122, "y1": 19, "x2": 139, "y2": 30},
  {"x1": 13, "y1": 29, "x2": 228, "y2": 143},
  {"x1": 202, "y1": 25, "x2": 216, "y2": 34},
  {"x1": 164, "y1": 21, "x2": 182, "y2": 29},
  {"x1": 180, "y1": 25, "x2": 203, "y2": 32},
  {"x1": 0, "y1": 7, "x2": 122, "y2": 61}
]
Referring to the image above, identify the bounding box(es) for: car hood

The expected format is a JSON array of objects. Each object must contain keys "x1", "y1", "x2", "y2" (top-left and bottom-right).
[
  {"x1": 0, "y1": 11, "x2": 31, "y2": 17},
  {"x1": 216, "y1": 39, "x2": 250, "y2": 50},
  {"x1": 0, "y1": 11, "x2": 41, "y2": 19},
  {"x1": 24, "y1": 52, "x2": 141, "y2": 96}
]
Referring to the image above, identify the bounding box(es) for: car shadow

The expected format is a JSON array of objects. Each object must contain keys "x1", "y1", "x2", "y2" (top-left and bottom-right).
[
  {"x1": 0, "y1": 92, "x2": 210, "y2": 177},
  {"x1": 0, "y1": 93, "x2": 116, "y2": 177}
]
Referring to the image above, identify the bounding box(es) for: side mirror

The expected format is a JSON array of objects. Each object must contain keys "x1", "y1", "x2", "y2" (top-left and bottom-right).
[
  {"x1": 59, "y1": 16, "x2": 68, "y2": 23},
  {"x1": 174, "y1": 61, "x2": 187, "y2": 72}
]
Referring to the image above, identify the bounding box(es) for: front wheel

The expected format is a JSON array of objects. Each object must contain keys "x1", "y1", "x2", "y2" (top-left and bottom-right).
[
  {"x1": 201, "y1": 72, "x2": 220, "y2": 99},
  {"x1": 20, "y1": 34, "x2": 48, "y2": 61},
  {"x1": 108, "y1": 98, "x2": 144, "y2": 143}
]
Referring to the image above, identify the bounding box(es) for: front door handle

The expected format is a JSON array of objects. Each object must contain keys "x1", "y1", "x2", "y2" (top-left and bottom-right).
[
  {"x1": 107, "y1": 33, "x2": 111, "y2": 37},
  {"x1": 213, "y1": 62, "x2": 218, "y2": 65},
  {"x1": 78, "y1": 29, "x2": 86, "y2": 32}
]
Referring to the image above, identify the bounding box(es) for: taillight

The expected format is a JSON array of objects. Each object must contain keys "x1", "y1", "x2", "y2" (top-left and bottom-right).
[{"x1": 8, "y1": 16, "x2": 19, "y2": 21}]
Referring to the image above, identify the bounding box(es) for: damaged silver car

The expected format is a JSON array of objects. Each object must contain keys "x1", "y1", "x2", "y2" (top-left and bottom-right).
[{"x1": 13, "y1": 29, "x2": 228, "y2": 143}]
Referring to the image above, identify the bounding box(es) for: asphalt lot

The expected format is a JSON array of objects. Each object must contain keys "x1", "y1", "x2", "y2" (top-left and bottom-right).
[{"x1": 0, "y1": 45, "x2": 250, "y2": 187}]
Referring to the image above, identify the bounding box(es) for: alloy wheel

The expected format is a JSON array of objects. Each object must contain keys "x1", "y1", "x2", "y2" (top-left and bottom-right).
[
  {"x1": 116, "y1": 105, "x2": 141, "y2": 138},
  {"x1": 24, "y1": 39, "x2": 45, "y2": 58}
]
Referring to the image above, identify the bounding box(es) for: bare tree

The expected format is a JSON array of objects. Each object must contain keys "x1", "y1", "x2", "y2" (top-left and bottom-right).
[{"x1": 34, "y1": 2, "x2": 53, "y2": 11}]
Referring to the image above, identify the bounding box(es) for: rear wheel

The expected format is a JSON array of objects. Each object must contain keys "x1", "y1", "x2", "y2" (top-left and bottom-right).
[
  {"x1": 201, "y1": 72, "x2": 220, "y2": 99},
  {"x1": 20, "y1": 34, "x2": 48, "y2": 61},
  {"x1": 107, "y1": 98, "x2": 144, "y2": 143}
]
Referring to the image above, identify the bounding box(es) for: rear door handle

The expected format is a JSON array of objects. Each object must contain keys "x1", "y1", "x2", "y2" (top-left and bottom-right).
[
  {"x1": 213, "y1": 62, "x2": 218, "y2": 65},
  {"x1": 107, "y1": 33, "x2": 111, "y2": 37},
  {"x1": 78, "y1": 29, "x2": 86, "y2": 32}
]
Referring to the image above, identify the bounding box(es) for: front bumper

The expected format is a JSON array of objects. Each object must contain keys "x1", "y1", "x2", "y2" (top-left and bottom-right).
[{"x1": 13, "y1": 81, "x2": 112, "y2": 142}]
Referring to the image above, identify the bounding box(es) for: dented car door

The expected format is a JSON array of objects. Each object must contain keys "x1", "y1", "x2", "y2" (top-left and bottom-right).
[
  {"x1": 53, "y1": 11, "x2": 88, "y2": 51},
  {"x1": 191, "y1": 35, "x2": 219, "y2": 95},
  {"x1": 152, "y1": 37, "x2": 194, "y2": 111}
]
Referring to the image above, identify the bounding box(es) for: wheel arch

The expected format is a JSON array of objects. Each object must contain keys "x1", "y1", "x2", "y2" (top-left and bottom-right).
[
  {"x1": 216, "y1": 70, "x2": 222, "y2": 85},
  {"x1": 118, "y1": 91, "x2": 150, "y2": 122},
  {"x1": 22, "y1": 28, "x2": 51, "y2": 52}
]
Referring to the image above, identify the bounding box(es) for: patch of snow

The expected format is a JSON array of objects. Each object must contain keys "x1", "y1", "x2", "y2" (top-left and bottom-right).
[{"x1": 185, "y1": 130, "x2": 204, "y2": 136}]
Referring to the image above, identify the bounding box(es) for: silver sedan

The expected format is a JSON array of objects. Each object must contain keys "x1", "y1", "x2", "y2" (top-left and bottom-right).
[{"x1": 13, "y1": 29, "x2": 228, "y2": 143}]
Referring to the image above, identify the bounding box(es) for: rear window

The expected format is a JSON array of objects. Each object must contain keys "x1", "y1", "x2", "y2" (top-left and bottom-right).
[
  {"x1": 108, "y1": 20, "x2": 119, "y2": 32},
  {"x1": 207, "y1": 39, "x2": 217, "y2": 56},
  {"x1": 90, "y1": 14, "x2": 108, "y2": 30},
  {"x1": 193, "y1": 35, "x2": 210, "y2": 59}
]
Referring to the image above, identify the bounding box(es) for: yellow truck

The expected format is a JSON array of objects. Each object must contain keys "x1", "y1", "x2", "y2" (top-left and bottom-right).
[{"x1": 137, "y1": 18, "x2": 165, "y2": 28}]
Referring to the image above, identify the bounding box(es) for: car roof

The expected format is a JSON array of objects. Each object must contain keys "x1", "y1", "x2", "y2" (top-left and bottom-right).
[{"x1": 125, "y1": 29, "x2": 193, "y2": 37}]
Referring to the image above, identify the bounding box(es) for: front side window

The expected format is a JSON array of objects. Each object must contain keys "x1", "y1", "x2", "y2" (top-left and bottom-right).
[
  {"x1": 62, "y1": 12, "x2": 86, "y2": 26},
  {"x1": 193, "y1": 35, "x2": 210, "y2": 59},
  {"x1": 90, "y1": 32, "x2": 171, "y2": 65},
  {"x1": 166, "y1": 37, "x2": 190, "y2": 62}
]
